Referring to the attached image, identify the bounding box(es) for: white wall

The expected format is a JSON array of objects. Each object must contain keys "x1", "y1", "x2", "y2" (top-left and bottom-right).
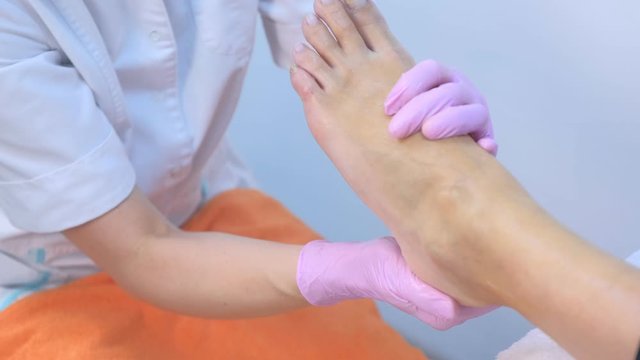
[{"x1": 228, "y1": 1, "x2": 640, "y2": 358}]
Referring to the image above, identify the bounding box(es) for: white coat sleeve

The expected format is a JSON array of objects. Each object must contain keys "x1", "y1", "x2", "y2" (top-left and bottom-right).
[
  {"x1": 0, "y1": 1, "x2": 136, "y2": 233},
  {"x1": 258, "y1": 0, "x2": 313, "y2": 68}
]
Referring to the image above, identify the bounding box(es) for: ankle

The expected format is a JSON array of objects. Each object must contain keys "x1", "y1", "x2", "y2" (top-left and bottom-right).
[{"x1": 404, "y1": 166, "x2": 552, "y2": 306}]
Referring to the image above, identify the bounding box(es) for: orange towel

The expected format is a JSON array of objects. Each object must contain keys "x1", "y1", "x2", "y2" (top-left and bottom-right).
[{"x1": 0, "y1": 189, "x2": 427, "y2": 359}]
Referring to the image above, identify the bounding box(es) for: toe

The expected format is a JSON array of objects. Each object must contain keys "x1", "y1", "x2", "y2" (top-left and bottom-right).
[
  {"x1": 293, "y1": 43, "x2": 336, "y2": 90},
  {"x1": 343, "y1": 0, "x2": 399, "y2": 51},
  {"x1": 302, "y1": 13, "x2": 343, "y2": 66},
  {"x1": 313, "y1": 0, "x2": 367, "y2": 53},
  {"x1": 290, "y1": 65, "x2": 323, "y2": 102}
]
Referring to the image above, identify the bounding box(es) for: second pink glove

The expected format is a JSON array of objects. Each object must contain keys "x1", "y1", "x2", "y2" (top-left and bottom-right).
[
  {"x1": 385, "y1": 60, "x2": 498, "y2": 155},
  {"x1": 297, "y1": 236, "x2": 494, "y2": 330}
]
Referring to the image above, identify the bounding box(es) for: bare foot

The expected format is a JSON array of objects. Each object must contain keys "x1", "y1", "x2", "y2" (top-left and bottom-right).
[
  {"x1": 290, "y1": 0, "x2": 530, "y2": 307},
  {"x1": 291, "y1": 0, "x2": 439, "y2": 228},
  {"x1": 289, "y1": 5, "x2": 640, "y2": 358}
]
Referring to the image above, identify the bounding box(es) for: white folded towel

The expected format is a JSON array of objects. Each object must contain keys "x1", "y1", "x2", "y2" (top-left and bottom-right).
[{"x1": 496, "y1": 329, "x2": 573, "y2": 360}]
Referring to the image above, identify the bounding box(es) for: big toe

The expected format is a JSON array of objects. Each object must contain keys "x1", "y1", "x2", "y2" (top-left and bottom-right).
[
  {"x1": 343, "y1": 0, "x2": 400, "y2": 51},
  {"x1": 313, "y1": 0, "x2": 367, "y2": 53}
]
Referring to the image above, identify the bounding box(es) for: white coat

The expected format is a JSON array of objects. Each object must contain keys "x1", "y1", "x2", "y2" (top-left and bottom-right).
[{"x1": 0, "y1": 0, "x2": 311, "y2": 309}]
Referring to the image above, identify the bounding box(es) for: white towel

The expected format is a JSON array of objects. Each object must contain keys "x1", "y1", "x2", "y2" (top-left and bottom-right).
[{"x1": 496, "y1": 329, "x2": 573, "y2": 360}]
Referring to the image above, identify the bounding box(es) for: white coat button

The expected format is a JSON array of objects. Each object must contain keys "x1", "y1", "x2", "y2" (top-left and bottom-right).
[{"x1": 149, "y1": 31, "x2": 160, "y2": 42}]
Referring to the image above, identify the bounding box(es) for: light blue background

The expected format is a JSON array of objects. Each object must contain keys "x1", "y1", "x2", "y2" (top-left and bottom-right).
[{"x1": 229, "y1": 1, "x2": 640, "y2": 358}]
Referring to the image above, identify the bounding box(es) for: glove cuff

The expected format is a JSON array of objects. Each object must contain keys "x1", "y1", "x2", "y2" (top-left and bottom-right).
[{"x1": 296, "y1": 240, "x2": 361, "y2": 306}]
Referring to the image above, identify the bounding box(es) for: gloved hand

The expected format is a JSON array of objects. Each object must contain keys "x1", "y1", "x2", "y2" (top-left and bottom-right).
[
  {"x1": 385, "y1": 60, "x2": 498, "y2": 155},
  {"x1": 297, "y1": 236, "x2": 494, "y2": 330}
]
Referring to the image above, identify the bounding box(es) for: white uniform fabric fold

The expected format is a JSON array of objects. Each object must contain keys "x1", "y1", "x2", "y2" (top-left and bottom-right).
[
  {"x1": 259, "y1": 0, "x2": 312, "y2": 67},
  {"x1": 0, "y1": 130, "x2": 136, "y2": 233}
]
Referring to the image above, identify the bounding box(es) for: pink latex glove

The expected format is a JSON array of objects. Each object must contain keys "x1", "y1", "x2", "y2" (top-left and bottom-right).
[
  {"x1": 297, "y1": 237, "x2": 494, "y2": 330},
  {"x1": 385, "y1": 60, "x2": 498, "y2": 155}
]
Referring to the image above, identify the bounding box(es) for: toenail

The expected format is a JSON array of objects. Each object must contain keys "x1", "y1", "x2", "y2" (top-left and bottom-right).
[
  {"x1": 295, "y1": 43, "x2": 306, "y2": 53},
  {"x1": 306, "y1": 14, "x2": 319, "y2": 25},
  {"x1": 344, "y1": 0, "x2": 367, "y2": 9}
]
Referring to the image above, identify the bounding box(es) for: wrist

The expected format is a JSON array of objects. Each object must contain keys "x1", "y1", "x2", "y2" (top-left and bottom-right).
[
  {"x1": 297, "y1": 240, "x2": 363, "y2": 306},
  {"x1": 275, "y1": 243, "x2": 308, "y2": 304},
  {"x1": 297, "y1": 239, "x2": 394, "y2": 306}
]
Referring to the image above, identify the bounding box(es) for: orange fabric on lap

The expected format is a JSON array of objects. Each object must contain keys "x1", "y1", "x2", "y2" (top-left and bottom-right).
[{"x1": 0, "y1": 189, "x2": 427, "y2": 359}]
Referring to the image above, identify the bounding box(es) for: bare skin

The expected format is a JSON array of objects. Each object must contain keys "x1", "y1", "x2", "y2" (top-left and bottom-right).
[
  {"x1": 65, "y1": 188, "x2": 308, "y2": 318},
  {"x1": 290, "y1": 0, "x2": 640, "y2": 358}
]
